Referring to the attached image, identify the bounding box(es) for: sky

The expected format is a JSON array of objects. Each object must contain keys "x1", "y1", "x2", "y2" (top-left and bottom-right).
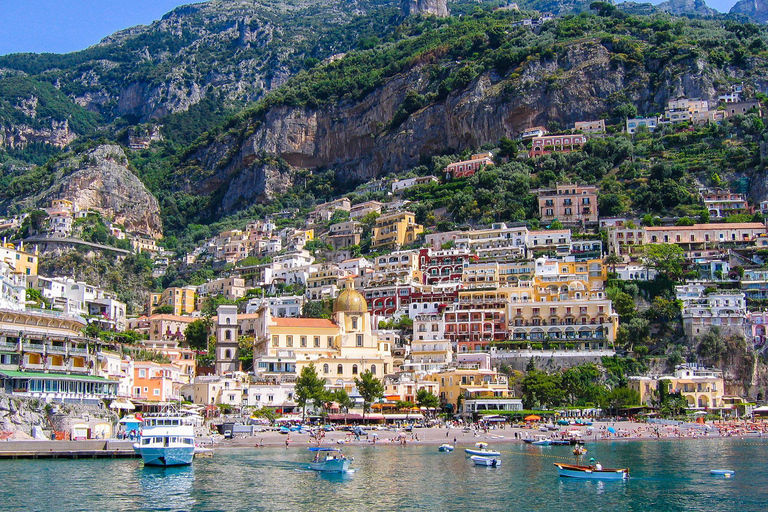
[
  {"x1": 0, "y1": 0, "x2": 746, "y2": 56},
  {"x1": 0, "y1": 1, "x2": 200, "y2": 56}
]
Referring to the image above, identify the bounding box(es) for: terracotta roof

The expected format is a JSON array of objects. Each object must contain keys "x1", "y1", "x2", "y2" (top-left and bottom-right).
[
  {"x1": 645, "y1": 223, "x2": 765, "y2": 231},
  {"x1": 272, "y1": 318, "x2": 337, "y2": 328}
]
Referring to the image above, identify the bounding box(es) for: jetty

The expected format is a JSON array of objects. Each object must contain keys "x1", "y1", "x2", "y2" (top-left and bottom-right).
[{"x1": 0, "y1": 440, "x2": 139, "y2": 460}]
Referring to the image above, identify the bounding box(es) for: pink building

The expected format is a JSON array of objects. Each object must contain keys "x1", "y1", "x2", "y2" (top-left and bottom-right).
[
  {"x1": 534, "y1": 183, "x2": 599, "y2": 225},
  {"x1": 446, "y1": 152, "x2": 493, "y2": 179},
  {"x1": 529, "y1": 134, "x2": 587, "y2": 157}
]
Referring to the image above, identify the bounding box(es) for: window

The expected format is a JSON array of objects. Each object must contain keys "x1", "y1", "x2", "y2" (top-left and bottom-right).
[
  {"x1": 154, "y1": 389, "x2": 160, "y2": 396},
  {"x1": 337, "y1": 364, "x2": 343, "y2": 375},
  {"x1": 356, "y1": 334, "x2": 363, "y2": 347},
  {"x1": 370, "y1": 364, "x2": 376, "y2": 375},
  {"x1": 225, "y1": 330, "x2": 231, "y2": 340},
  {"x1": 225, "y1": 349, "x2": 231, "y2": 359},
  {"x1": 327, "y1": 336, "x2": 334, "y2": 348},
  {"x1": 134, "y1": 387, "x2": 141, "y2": 395},
  {"x1": 272, "y1": 335, "x2": 279, "y2": 347},
  {"x1": 352, "y1": 364, "x2": 358, "y2": 375},
  {"x1": 139, "y1": 369, "x2": 146, "y2": 378},
  {"x1": 286, "y1": 336, "x2": 293, "y2": 347},
  {"x1": 323, "y1": 364, "x2": 329, "y2": 373},
  {"x1": 301, "y1": 336, "x2": 307, "y2": 347},
  {"x1": 314, "y1": 336, "x2": 320, "y2": 347},
  {"x1": 351, "y1": 317, "x2": 358, "y2": 329}
]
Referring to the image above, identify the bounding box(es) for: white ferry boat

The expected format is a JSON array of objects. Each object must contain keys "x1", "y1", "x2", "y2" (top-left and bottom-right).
[{"x1": 133, "y1": 411, "x2": 197, "y2": 466}]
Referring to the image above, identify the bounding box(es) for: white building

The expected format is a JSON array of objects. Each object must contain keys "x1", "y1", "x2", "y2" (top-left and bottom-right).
[{"x1": 675, "y1": 283, "x2": 748, "y2": 339}]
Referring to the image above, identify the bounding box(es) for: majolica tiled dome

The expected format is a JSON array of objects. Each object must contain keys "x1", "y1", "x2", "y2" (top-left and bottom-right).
[{"x1": 333, "y1": 287, "x2": 368, "y2": 313}]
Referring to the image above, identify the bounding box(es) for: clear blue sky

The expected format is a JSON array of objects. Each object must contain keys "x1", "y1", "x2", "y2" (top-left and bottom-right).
[
  {"x1": 0, "y1": 0, "x2": 744, "y2": 56},
  {"x1": 0, "y1": 1, "x2": 201, "y2": 56}
]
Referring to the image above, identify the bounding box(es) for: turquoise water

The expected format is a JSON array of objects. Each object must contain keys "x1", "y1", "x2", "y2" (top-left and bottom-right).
[{"x1": 1, "y1": 438, "x2": 767, "y2": 511}]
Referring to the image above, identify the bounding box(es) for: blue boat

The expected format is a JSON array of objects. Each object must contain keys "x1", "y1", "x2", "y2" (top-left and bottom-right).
[
  {"x1": 554, "y1": 463, "x2": 628, "y2": 480},
  {"x1": 308, "y1": 447, "x2": 351, "y2": 473},
  {"x1": 710, "y1": 469, "x2": 735, "y2": 477}
]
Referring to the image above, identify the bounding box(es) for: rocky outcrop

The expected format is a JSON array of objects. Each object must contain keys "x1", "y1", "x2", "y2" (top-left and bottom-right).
[
  {"x1": 657, "y1": 0, "x2": 716, "y2": 16},
  {"x1": 0, "y1": 119, "x2": 76, "y2": 149},
  {"x1": 730, "y1": 0, "x2": 768, "y2": 23},
  {"x1": 401, "y1": 0, "x2": 449, "y2": 17},
  {"x1": 28, "y1": 145, "x2": 163, "y2": 237},
  {"x1": 0, "y1": 393, "x2": 117, "y2": 438}
]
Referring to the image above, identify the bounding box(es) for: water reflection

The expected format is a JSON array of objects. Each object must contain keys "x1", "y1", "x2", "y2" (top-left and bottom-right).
[{"x1": 137, "y1": 465, "x2": 196, "y2": 512}]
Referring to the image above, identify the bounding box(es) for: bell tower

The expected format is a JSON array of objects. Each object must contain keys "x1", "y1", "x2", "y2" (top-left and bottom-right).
[{"x1": 215, "y1": 304, "x2": 240, "y2": 375}]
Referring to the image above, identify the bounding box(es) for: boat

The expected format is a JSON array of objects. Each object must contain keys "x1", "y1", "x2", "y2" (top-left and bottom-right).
[
  {"x1": 308, "y1": 447, "x2": 351, "y2": 473},
  {"x1": 471, "y1": 455, "x2": 501, "y2": 467},
  {"x1": 553, "y1": 462, "x2": 629, "y2": 480},
  {"x1": 132, "y1": 410, "x2": 197, "y2": 466},
  {"x1": 710, "y1": 469, "x2": 735, "y2": 477},
  {"x1": 524, "y1": 435, "x2": 553, "y2": 446},
  {"x1": 464, "y1": 442, "x2": 501, "y2": 457},
  {"x1": 439, "y1": 443, "x2": 454, "y2": 452}
]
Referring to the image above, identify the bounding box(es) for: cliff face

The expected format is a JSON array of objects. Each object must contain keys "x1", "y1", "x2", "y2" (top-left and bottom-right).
[
  {"x1": 29, "y1": 145, "x2": 163, "y2": 237},
  {"x1": 730, "y1": 0, "x2": 768, "y2": 23},
  {"x1": 402, "y1": 0, "x2": 449, "y2": 17},
  {"x1": 0, "y1": 119, "x2": 76, "y2": 149},
  {"x1": 186, "y1": 40, "x2": 731, "y2": 214},
  {"x1": 657, "y1": 0, "x2": 716, "y2": 16}
]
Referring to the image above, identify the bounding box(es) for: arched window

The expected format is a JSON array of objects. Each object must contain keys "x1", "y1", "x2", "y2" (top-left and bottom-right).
[
  {"x1": 352, "y1": 364, "x2": 358, "y2": 375},
  {"x1": 370, "y1": 364, "x2": 376, "y2": 375},
  {"x1": 352, "y1": 317, "x2": 358, "y2": 329},
  {"x1": 337, "y1": 364, "x2": 343, "y2": 375},
  {"x1": 225, "y1": 330, "x2": 231, "y2": 340},
  {"x1": 323, "y1": 364, "x2": 329, "y2": 374}
]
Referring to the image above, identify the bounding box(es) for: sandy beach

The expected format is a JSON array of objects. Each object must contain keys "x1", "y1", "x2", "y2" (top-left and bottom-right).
[{"x1": 207, "y1": 419, "x2": 768, "y2": 451}]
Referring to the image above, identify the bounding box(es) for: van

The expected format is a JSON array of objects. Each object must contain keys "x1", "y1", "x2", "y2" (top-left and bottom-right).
[{"x1": 224, "y1": 429, "x2": 233, "y2": 439}]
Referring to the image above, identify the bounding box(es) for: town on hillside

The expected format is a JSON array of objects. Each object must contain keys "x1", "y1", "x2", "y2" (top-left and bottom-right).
[{"x1": 1, "y1": 90, "x2": 767, "y2": 438}]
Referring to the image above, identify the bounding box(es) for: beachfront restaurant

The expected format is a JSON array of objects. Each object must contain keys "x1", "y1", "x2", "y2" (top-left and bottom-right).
[{"x1": 0, "y1": 370, "x2": 118, "y2": 404}]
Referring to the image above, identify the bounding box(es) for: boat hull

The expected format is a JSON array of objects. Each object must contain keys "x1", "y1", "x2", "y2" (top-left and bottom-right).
[
  {"x1": 133, "y1": 444, "x2": 195, "y2": 466},
  {"x1": 471, "y1": 455, "x2": 501, "y2": 467},
  {"x1": 465, "y1": 448, "x2": 501, "y2": 457},
  {"x1": 309, "y1": 458, "x2": 351, "y2": 473},
  {"x1": 439, "y1": 444, "x2": 454, "y2": 452},
  {"x1": 554, "y1": 463, "x2": 628, "y2": 480}
]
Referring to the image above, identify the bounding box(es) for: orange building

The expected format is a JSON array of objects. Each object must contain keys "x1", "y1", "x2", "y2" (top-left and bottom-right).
[{"x1": 132, "y1": 361, "x2": 183, "y2": 402}]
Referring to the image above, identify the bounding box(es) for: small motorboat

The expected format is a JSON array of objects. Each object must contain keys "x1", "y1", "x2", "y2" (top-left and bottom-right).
[
  {"x1": 525, "y1": 435, "x2": 553, "y2": 446},
  {"x1": 465, "y1": 442, "x2": 501, "y2": 457},
  {"x1": 439, "y1": 444, "x2": 454, "y2": 452},
  {"x1": 710, "y1": 469, "x2": 735, "y2": 477},
  {"x1": 308, "y1": 447, "x2": 351, "y2": 473},
  {"x1": 554, "y1": 462, "x2": 629, "y2": 480},
  {"x1": 471, "y1": 455, "x2": 501, "y2": 467}
]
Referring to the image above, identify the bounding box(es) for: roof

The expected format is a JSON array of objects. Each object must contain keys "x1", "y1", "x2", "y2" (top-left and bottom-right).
[
  {"x1": 645, "y1": 223, "x2": 765, "y2": 231},
  {"x1": 0, "y1": 370, "x2": 115, "y2": 383},
  {"x1": 272, "y1": 318, "x2": 337, "y2": 328},
  {"x1": 149, "y1": 314, "x2": 195, "y2": 322}
]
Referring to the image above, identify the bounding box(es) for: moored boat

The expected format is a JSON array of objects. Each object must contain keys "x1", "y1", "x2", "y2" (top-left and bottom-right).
[
  {"x1": 710, "y1": 469, "x2": 735, "y2": 477},
  {"x1": 471, "y1": 455, "x2": 501, "y2": 467},
  {"x1": 132, "y1": 410, "x2": 198, "y2": 467},
  {"x1": 308, "y1": 447, "x2": 351, "y2": 473},
  {"x1": 465, "y1": 442, "x2": 501, "y2": 457},
  {"x1": 554, "y1": 462, "x2": 628, "y2": 480},
  {"x1": 439, "y1": 443, "x2": 454, "y2": 452}
]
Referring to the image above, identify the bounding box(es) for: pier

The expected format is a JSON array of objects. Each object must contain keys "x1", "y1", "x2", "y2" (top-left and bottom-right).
[{"x1": 0, "y1": 440, "x2": 139, "y2": 460}]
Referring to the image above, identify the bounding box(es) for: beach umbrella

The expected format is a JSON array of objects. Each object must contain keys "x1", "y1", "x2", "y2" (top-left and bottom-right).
[
  {"x1": 524, "y1": 415, "x2": 541, "y2": 421},
  {"x1": 607, "y1": 427, "x2": 616, "y2": 433}
]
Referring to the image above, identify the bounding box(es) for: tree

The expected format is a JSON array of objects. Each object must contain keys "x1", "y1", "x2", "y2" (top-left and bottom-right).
[
  {"x1": 295, "y1": 363, "x2": 327, "y2": 422},
  {"x1": 334, "y1": 388, "x2": 355, "y2": 424},
  {"x1": 521, "y1": 370, "x2": 564, "y2": 409},
  {"x1": 601, "y1": 387, "x2": 640, "y2": 416},
  {"x1": 185, "y1": 319, "x2": 211, "y2": 351},
  {"x1": 202, "y1": 295, "x2": 236, "y2": 318},
  {"x1": 354, "y1": 370, "x2": 384, "y2": 423},
  {"x1": 696, "y1": 328, "x2": 727, "y2": 368},
  {"x1": 604, "y1": 253, "x2": 622, "y2": 275},
  {"x1": 153, "y1": 305, "x2": 174, "y2": 315},
  {"x1": 302, "y1": 300, "x2": 329, "y2": 319},
  {"x1": 641, "y1": 244, "x2": 685, "y2": 281},
  {"x1": 416, "y1": 388, "x2": 440, "y2": 412},
  {"x1": 616, "y1": 317, "x2": 650, "y2": 352}
]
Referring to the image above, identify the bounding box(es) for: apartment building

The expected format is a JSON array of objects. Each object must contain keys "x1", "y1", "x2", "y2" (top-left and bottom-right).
[
  {"x1": 371, "y1": 211, "x2": 424, "y2": 250},
  {"x1": 445, "y1": 152, "x2": 494, "y2": 179},
  {"x1": 529, "y1": 134, "x2": 588, "y2": 157},
  {"x1": 534, "y1": 183, "x2": 598, "y2": 225},
  {"x1": 328, "y1": 220, "x2": 362, "y2": 250},
  {"x1": 148, "y1": 286, "x2": 197, "y2": 316},
  {"x1": 644, "y1": 223, "x2": 766, "y2": 249},
  {"x1": 702, "y1": 189, "x2": 751, "y2": 219},
  {"x1": 0, "y1": 241, "x2": 38, "y2": 276},
  {"x1": 574, "y1": 120, "x2": 606, "y2": 133},
  {"x1": 626, "y1": 117, "x2": 658, "y2": 134},
  {"x1": 197, "y1": 277, "x2": 246, "y2": 301},
  {"x1": 676, "y1": 283, "x2": 748, "y2": 339},
  {"x1": 629, "y1": 364, "x2": 726, "y2": 410}
]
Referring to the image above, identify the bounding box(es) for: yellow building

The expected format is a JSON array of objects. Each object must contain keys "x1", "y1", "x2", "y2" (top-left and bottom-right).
[
  {"x1": 629, "y1": 365, "x2": 726, "y2": 410},
  {"x1": 149, "y1": 286, "x2": 197, "y2": 316},
  {"x1": 425, "y1": 368, "x2": 511, "y2": 411},
  {"x1": 251, "y1": 285, "x2": 394, "y2": 391},
  {"x1": 371, "y1": 211, "x2": 424, "y2": 250},
  {"x1": 0, "y1": 242, "x2": 38, "y2": 276}
]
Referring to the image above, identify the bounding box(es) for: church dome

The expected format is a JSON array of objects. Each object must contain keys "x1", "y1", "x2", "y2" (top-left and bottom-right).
[{"x1": 334, "y1": 287, "x2": 368, "y2": 313}]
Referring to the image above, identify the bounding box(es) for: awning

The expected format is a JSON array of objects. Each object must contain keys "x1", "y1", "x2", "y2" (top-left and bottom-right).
[
  {"x1": 110, "y1": 398, "x2": 135, "y2": 410},
  {"x1": 524, "y1": 415, "x2": 542, "y2": 421},
  {"x1": 0, "y1": 370, "x2": 115, "y2": 384}
]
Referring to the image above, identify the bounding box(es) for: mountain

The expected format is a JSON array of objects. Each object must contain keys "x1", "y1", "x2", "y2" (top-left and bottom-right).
[
  {"x1": 730, "y1": 0, "x2": 768, "y2": 23},
  {"x1": 657, "y1": 0, "x2": 717, "y2": 16}
]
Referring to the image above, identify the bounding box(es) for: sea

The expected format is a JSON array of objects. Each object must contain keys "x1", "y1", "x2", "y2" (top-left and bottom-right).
[{"x1": 0, "y1": 438, "x2": 766, "y2": 511}]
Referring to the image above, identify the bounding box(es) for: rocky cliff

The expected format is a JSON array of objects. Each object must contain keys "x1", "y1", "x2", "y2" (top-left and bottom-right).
[
  {"x1": 730, "y1": 0, "x2": 768, "y2": 23},
  {"x1": 402, "y1": 0, "x2": 449, "y2": 17},
  {"x1": 185, "y1": 38, "x2": 735, "y2": 214},
  {"x1": 0, "y1": 119, "x2": 76, "y2": 149},
  {"x1": 23, "y1": 145, "x2": 163, "y2": 237},
  {"x1": 657, "y1": 0, "x2": 716, "y2": 16}
]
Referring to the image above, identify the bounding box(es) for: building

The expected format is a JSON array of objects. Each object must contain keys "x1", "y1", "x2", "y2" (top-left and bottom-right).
[
  {"x1": 520, "y1": 127, "x2": 548, "y2": 140},
  {"x1": 349, "y1": 201, "x2": 383, "y2": 220},
  {"x1": 644, "y1": 223, "x2": 766, "y2": 249},
  {"x1": 529, "y1": 134, "x2": 588, "y2": 157},
  {"x1": 308, "y1": 198, "x2": 352, "y2": 224},
  {"x1": 445, "y1": 152, "x2": 494, "y2": 179},
  {"x1": 418, "y1": 248, "x2": 476, "y2": 285},
  {"x1": 702, "y1": 189, "x2": 751, "y2": 219},
  {"x1": 148, "y1": 286, "x2": 197, "y2": 316},
  {"x1": 664, "y1": 97, "x2": 709, "y2": 124},
  {"x1": 328, "y1": 221, "x2": 362, "y2": 250},
  {"x1": 371, "y1": 211, "x2": 424, "y2": 251},
  {"x1": 676, "y1": 283, "x2": 748, "y2": 339},
  {"x1": 629, "y1": 364, "x2": 726, "y2": 410},
  {"x1": 215, "y1": 305, "x2": 241, "y2": 376},
  {"x1": 245, "y1": 381, "x2": 297, "y2": 412},
  {"x1": 424, "y1": 367, "x2": 512, "y2": 413},
  {"x1": 534, "y1": 184, "x2": 598, "y2": 226},
  {"x1": 183, "y1": 374, "x2": 246, "y2": 406},
  {"x1": 391, "y1": 176, "x2": 438, "y2": 194},
  {"x1": 245, "y1": 295, "x2": 305, "y2": 318},
  {"x1": 132, "y1": 361, "x2": 183, "y2": 402},
  {"x1": 197, "y1": 277, "x2": 246, "y2": 302},
  {"x1": 250, "y1": 285, "x2": 394, "y2": 390},
  {"x1": 0, "y1": 241, "x2": 38, "y2": 276},
  {"x1": 725, "y1": 99, "x2": 761, "y2": 117},
  {"x1": 626, "y1": 117, "x2": 658, "y2": 134},
  {"x1": 574, "y1": 120, "x2": 605, "y2": 134}
]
